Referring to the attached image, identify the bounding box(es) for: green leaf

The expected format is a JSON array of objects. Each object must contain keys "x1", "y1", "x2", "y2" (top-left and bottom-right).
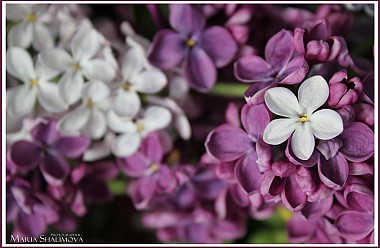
[
  {"x1": 209, "y1": 82, "x2": 249, "y2": 97},
  {"x1": 107, "y1": 179, "x2": 126, "y2": 196}
]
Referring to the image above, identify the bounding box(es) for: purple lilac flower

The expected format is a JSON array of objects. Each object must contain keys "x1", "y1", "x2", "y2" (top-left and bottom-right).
[
  {"x1": 8, "y1": 119, "x2": 90, "y2": 185},
  {"x1": 148, "y1": 4, "x2": 238, "y2": 92},
  {"x1": 234, "y1": 29, "x2": 309, "y2": 105}
]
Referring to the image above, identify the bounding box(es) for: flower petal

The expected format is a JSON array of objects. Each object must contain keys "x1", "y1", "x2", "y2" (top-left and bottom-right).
[
  {"x1": 40, "y1": 152, "x2": 70, "y2": 186},
  {"x1": 118, "y1": 153, "x2": 149, "y2": 177},
  {"x1": 140, "y1": 133, "x2": 164, "y2": 163},
  {"x1": 265, "y1": 29, "x2": 294, "y2": 70},
  {"x1": 291, "y1": 123, "x2": 315, "y2": 160},
  {"x1": 15, "y1": 211, "x2": 46, "y2": 237},
  {"x1": 32, "y1": 23, "x2": 54, "y2": 51},
  {"x1": 53, "y1": 136, "x2": 90, "y2": 159},
  {"x1": 318, "y1": 153, "x2": 349, "y2": 190},
  {"x1": 287, "y1": 214, "x2": 318, "y2": 243},
  {"x1": 6, "y1": 47, "x2": 35, "y2": 82},
  {"x1": 184, "y1": 47, "x2": 217, "y2": 92},
  {"x1": 81, "y1": 80, "x2": 110, "y2": 102},
  {"x1": 57, "y1": 106, "x2": 90, "y2": 136},
  {"x1": 82, "y1": 108, "x2": 107, "y2": 139},
  {"x1": 9, "y1": 140, "x2": 40, "y2": 171},
  {"x1": 148, "y1": 30, "x2": 185, "y2": 69},
  {"x1": 7, "y1": 85, "x2": 36, "y2": 117},
  {"x1": 205, "y1": 124, "x2": 253, "y2": 162},
  {"x1": 234, "y1": 55, "x2": 272, "y2": 83},
  {"x1": 335, "y1": 211, "x2": 373, "y2": 241},
  {"x1": 235, "y1": 152, "x2": 262, "y2": 194},
  {"x1": 8, "y1": 22, "x2": 32, "y2": 49},
  {"x1": 169, "y1": 4, "x2": 205, "y2": 35},
  {"x1": 113, "y1": 89, "x2": 141, "y2": 118},
  {"x1": 71, "y1": 29, "x2": 100, "y2": 62},
  {"x1": 37, "y1": 81, "x2": 67, "y2": 113},
  {"x1": 107, "y1": 111, "x2": 136, "y2": 133},
  {"x1": 264, "y1": 87, "x2": 301, "y2": 117},
  {"x1": 199, "y1": 26, "x2": 238, "y2": 67},
  {"x1": 140, "y1": 106, "x2": 172, "y2": 133},
  {"x1": 112, "y1": 133, "x2": 141, "y2": 157},
  {"x1": 121, "y1": 46, "x2": 145, "y2": 80},
  {"x1": 58, "y1": 71, "x2": 84, "y2": 105},
  {"x1": 132, "y1": 69, "x2": 167, "y2": 94},
  {"x1": 263, "y1": 119, "x2": 297, "y2": 145},
  {"x1": 281, "y1": 176, "x2": 307, "y2": 212},
  {"x1": 81, "y1": 59, "x2": 116, "y2": 82},
  {"x1": 241, "y1": 103, "x2": 271, "y2": 140},
  {"x1": 278, "y1": 56, "x2": 309, "y2": 85},
  {"x1": 6, "y1": 5, "x2": 27, "y2": 20},
  {"x1": 298, "y1": 75, "x2": 329, "y2": 114},
  {"x1": 301, "y1": 196, "x2": 333, "y2": 219},
  {"x1": 38, "y1": 48, "x2": 73, "y2": 72},
  {"x1": 309, "y1": 109, "x2": 343, "y2": 140}
]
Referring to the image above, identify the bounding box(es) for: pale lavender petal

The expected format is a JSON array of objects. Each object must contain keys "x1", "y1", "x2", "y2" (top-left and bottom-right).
[
  {"x1": 169, "y1": 4, "x2": 205, "y2": 35},
  {"x1": 349, "y1": 162, "x2": 373, "y2": 176},
  {"x1": 235, "y1": 152, "x2": 262, "y2": 194},
  {"x1": 205, "y1": 124, "x2": 252, "y2": 162},
  {"x1": 184, "y1": 47, "x2": 216, "y2": 92},
  {"x1": 234, "y1": 55, "x2": 272, "y2": 83},
  {"x1": 148, "y1": 30, "x2": 185, "y2": 69},
  {"x1": 265, "y1": 29, "x2": 294, "y2": 70},
  {"x1": 199, "y1": 26, "x2": 237, "y2": 67}
]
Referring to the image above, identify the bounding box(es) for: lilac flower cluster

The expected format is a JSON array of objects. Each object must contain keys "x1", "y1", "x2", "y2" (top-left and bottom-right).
[{"x1": 6, "y1": 3, "x2": 374, "y2": 244}]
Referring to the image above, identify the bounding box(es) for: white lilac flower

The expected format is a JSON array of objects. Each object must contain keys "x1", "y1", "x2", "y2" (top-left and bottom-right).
[
  {"x1": 107, "y1": 106, "x2": 172, "y2": 157},
  {"x1": 6, "y1": 47, "x2": 67, "y2": 117},
  {"x1": 39, "y1": 28, "x2": 116, "y2": 105},
  {"x1": 83, "y1": 132, "x2": 115, "y2": 162},
  {"x1": 112, "y1": 38, "x2": 166, "y2": 118},
  {"x1": 6, "y1": 4, "x2": 54, "y2": 50},
  {"x1": 57, "y1": 80, "x2": 110, "y2": 139},
  {"x1": 263, "y1": 75, "x2": 344, "y2": 160}
]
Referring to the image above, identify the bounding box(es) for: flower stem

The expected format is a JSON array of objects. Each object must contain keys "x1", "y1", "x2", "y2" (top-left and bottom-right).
[{"x1": 209, "y1": 82, "x2": 249, "y2": 97}]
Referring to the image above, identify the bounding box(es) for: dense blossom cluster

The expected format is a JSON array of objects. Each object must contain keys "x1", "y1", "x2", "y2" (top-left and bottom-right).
[{"x1": 6, "y1": 3, "x2": 374, "y2": 244}]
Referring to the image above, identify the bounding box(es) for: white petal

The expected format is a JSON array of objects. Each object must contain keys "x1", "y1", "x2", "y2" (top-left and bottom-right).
[
  {"x1": 107, "y1": 111, "x2": 136, "y2": 133},
  {"x1": 58, "y1": 71, "x2": 84, "y2": 105},
  {"x1": 263, "y1": 118, "x2": 297, "y2": 145},
  {"x1": 6, "y1": 5, "x2": 28, "y2": 20},
  {"x1": 81, "y1": 59, "x2": 116, "y2": 82},
  {"x1": 132, "y1": 69, "x2": 167, "y2": 94},
  {"x1": 6, "y1": 47, "x2": 35, "y2": 82},
  {"x1": 57, "y1": 106, "x2": 89, "y2": 135},
  {"x1": 113, "y1": 89, "x2": 141, "y2": 118},
  {"x1": 309, "y1": 109, "x2": 344, "y2": 140},
  {"x1": 32, "y1": 23, "x2": 54, "y2": 51},
  {"x1": 140, "y1": 106, "x2": 172, "y2": 133},
  {"x1": 83, "y1": 132, "x2": 115, "y2": 162},
  {"x1": 38, "y1": 48, "x2": 73, "y2": 72},
  {"x1": 35, "y1": 60, "x2": 60, "y2": 82},
  {"x1": 111, "y1": 133, "x2": 141, "y2": 157},
  {"x1": 169, "y1": 75, "x2": 189, "y2": 100},
  {"x1": 291, "y1": 124, "x2": 315, "y2": 160},
  {"x1": 71, "y1": 29, "x2": 100, "y2": 62},
  {"x1": 8, "y1": 22, "x2": 32, "y2": 49},
  {"x1": 81, "y1": 81, "x2": 110, "y2": 102},
  {"x1": 298, "y1": 75, "x2": 329, "y2": 114},
  {"x1": 264, "y1": 87, "x2": 301, "y2": 118},
  {"x1": 121, "y1": 46, "x2": 145, "y2": 80},
  {"x1": 82, "y1": 108, "x2": 107, "y2": 139},
  {"x1": 7, "y1": 85, "x2": 36, "y2": 117},
  {"x1": 37, "y1": 81, "x2": 67, "y2": 113},
  {"x1": 175, "y1": 114, "x2": 191, "y2": 140}
]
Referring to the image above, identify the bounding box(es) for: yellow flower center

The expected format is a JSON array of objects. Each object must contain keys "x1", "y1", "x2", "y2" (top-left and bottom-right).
[
  {"x1": 150, "y1": 162, "x2": 159, "y2": 172},
  {"x1": 73, "y1": 63, "x2": 81, "y2": 72},
  {"x1": 31, "y1": 79, "x2": 39, "y2": 86},
  {"x1": 299, "y1": 113, "x2": 309, "y2": 123},
  {"x1": 86, "y1": 98, "x2": 94, "y2": 107},
  {"x1": 26, "y1": 13, "x2": 37, "y2": 22},
  {"x1": 186, "y1": 39, "x2": 196, "y2": 47},
  {"x1": 136, "y1": 123, "x2": 144, "y2": 132},
  {"x1": 122, "y1": 82, "x2": 132, "y2": 90}
]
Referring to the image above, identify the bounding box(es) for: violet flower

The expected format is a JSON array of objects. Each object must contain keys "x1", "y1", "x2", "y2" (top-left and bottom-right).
[
  {"x1": 205, "y1": 103, "x2": 271, "y2": 194},
  {"x1": 234, "y1": 29, "x2": 309, "y2": 105},
  {"x1": 8, "y1": 119, "x2": 90, "y2": 185},
  {"x1": 148, "y1": 4, "x2": 238, "y2": 92}
]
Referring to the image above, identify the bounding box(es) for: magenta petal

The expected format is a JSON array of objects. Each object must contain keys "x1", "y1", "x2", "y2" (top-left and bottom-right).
[
  {"x1": 305, "y1": 40, "x2": 330, "y2": 63},
  {"x1": 230, "y1": 183, "x2": 250, "y2": 208},
  {"x1": 128, "y1": 176, "x2": 156, "y2": 210},
  {"x1": 9, "y1": 141, "x2": 40, "y2": 171},
  {"x1": 241, "y1": 103, "x2": 271, "y2": 140},
  {"x1": 205, "y1": 124, "x2": 252, "y2": 162},
  {"x1": 244, "y1": 82, "x2": 274, "y2": 105},
  {"x1": 118, "y1": 153, "x2": 149, "y2": 177},
  {"x1": 281, "y1": 176, "x2": 307, "y2": 212},
  {"x1": 192, "y1": 168, "x2": 226, "y2": 200},
  {"x1": 15, "y1": 211, "x2": 46, "y2": 237},
  {"x1": 301, "y1": 196, "x2": 333, "y2": 219},
  {"x1": 307, "y1": 182, "x2": 335, "y2": 202},
  {"x1": 295, "y1": 166, "x2": 317, "y2": 195},
  {"x1": 255, "y1": 138, "x2": 272, "y2": 173},
  {"x1": 169, "y1": 4, "x2": 205, "y2": 35},
  {"x1": 293, "y1": 27, "x2": 306, "y2": 55},
  {"x1": 339, "y1": 122, "x2": 374, "y2": 162},
  {"x1": 156, "y1": 165, "x2": 174, "y2": 191},
  {"x1": 355, "y1": 103, "x2": 374, "y2": 128},
  {"x1": 265, "y1": 29, "x2": 294, "y2": 70},
  {"x1": 148, "y1": 30, "x2": 185, "y2": 69},
  {"x1": 335, "y1": 211, "x2": 373, "y2": 241},
  {"x1": 199, "y1": 26, "x2": 237, "y2": 67},
  {"x1": 287, "y1": 214, "x2": 318, "y2": 243},
  {"x1": 278, "y1": 56, "x2": 309, "y2": 85},
  {"x1": 344, "y1": 184, "x2": 374, "y2": 213},
  {"x1": 235, "y1": 152, "x2": 262, "y2": 194},
  {"x1": 234, "y1": 55, "x2": 272, "y2": 83},
  {"x1": 88, "y1": 161, "x2": 119, "y2": 181},
  {"x1": 309, "y1": 19, "x2": 330, "y2": 41},
  {"x1": 140, "y1": 133, "x2": 163, "y2": 163},
  {"x1": 39, "y1": 152, "x2": 70, "y2": 186},
  {"x1": 271, "y1": 161, "x2": 298, "y2": 178},
  {"x1": 71, "y1": 190, "x2": 87, "y2": 216},
  {"x1": 349, "y1": 162, "x2": 373, "y2": 175},
  {"x1": 285, "y1": 138, "x2": 319, "y2": 167},
  {"x1": 53, "y1": 136, "x2": 90, "y2": 159},
  {"x1": 318, "y1": 152, "x2": 348, "y2": 190},
  {"x1": 30, "y1": 121, "x2": 58, "y2": 144},
  {"x1": 260, "y1": 170, "x2": 286, "y2": 199},
  {"x1": 184, "y1": 47, "x2": 216, "y2": 92},
  {"x1": 225, "y1": 103, "x2": 240, "y2": 128}
]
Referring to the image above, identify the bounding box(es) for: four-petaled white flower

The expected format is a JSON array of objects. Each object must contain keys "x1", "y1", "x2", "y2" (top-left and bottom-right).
[
  {"x1": 57, "y1": 80, "x2": 110, "y2": 139},
  {"x1": 112, "y1": 38, "x2": 167, "y2": 118},
  {"x1": 107, "y1": 106, "x2": 172, "y2": 157},
  {"x1": 39, "y1": 28, "x2": 116, "y2": 105},
  {"x1": 6, "y1": 47, "x2": 67, "y2": 117},
  {"x1": 6, "y1": 4, "x2": 54, "y2": 50},
  {"x1": 263, "y1": 75, "x2": 344, "y2": 160}
]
